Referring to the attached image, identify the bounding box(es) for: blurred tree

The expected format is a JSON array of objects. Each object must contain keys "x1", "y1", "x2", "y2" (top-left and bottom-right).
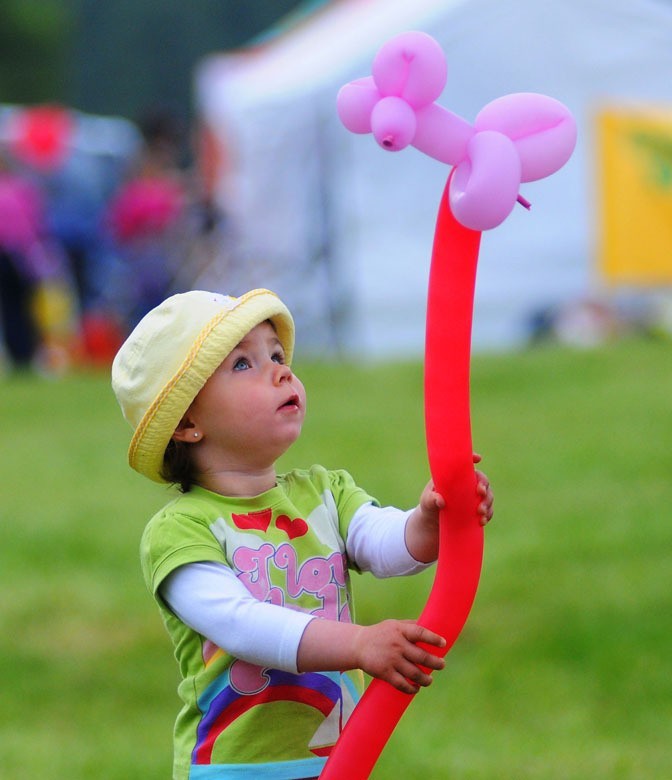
[
  {"x1": 0, "y1": 0, "x2": 73, "y2": 104},
  {"x1": 0, "y1": 0, "x2": 311, "y2": 124},
  {"x1": 65, "y1": 0, "x2": 307, "y2": 125}
]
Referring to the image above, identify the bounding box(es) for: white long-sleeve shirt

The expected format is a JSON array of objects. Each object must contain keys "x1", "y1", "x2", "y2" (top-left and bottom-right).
[{"x1": 161, "y1": 503, "x2": 431, "y2": 673}]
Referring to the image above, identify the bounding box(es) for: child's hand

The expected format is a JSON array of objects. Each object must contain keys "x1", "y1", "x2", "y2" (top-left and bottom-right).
[
  {"x1": 406, "y1": 454, "x2": 495, "y2": 561},
  {"x1": 418, "y1": 480, "x2": 445, "y2": 525},
  {"x1": 473, "y1": 452, "x2": 494, "y2": 527},
  {"x1": 354, "y1": 620, "x2": 446, "y2": 694},
  {"x1": 297, "y1": 617, "x2": 445, "y2": 694},
  {"x1": 418, "y1": 453, "x2": 494, "y2": 528}
]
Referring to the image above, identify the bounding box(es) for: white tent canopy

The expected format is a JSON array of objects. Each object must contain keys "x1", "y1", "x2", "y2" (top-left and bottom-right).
[{"x1": 196, "y1": 0, "x2": 672, "y2": 356}]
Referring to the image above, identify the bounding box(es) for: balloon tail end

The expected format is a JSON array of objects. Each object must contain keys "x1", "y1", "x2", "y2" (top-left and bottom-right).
[{"x1": 517, "y1": 194, "x2": 532, "y2": 210}]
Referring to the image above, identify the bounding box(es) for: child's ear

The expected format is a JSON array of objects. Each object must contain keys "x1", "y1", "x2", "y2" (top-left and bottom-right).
[{"x1": 172, "y1": 415, "x2": 201, "y2": 443}]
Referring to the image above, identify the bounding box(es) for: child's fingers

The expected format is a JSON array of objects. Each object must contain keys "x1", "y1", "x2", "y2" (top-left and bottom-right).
[
  {"x1": 475, "y1": 471, "x2": 493, "y2": 499},
  {"x1": 380, "y1": 623, "x2": 448, "y2": 692},
  {"x1": 421, "y1": 482, "x2": 445, "y2": 511},
  {"x1": 433, "y1": 489, "x2": 446, "y2": 509},
  {"x1": 474, "y1": 469, "x2": 489, "y2": 492},
  {"x1": 406, "y1": 644, "x2": 446, "y2": 672},
  {"x1": 397, "y1": 660, "x2": 435, "y2": 688},
  {"x1": 390, "y1": 672, "x2": 421, "y2": 695},
  {"x1": 472, "y1": 469, "x2": 494, "y2": 525},
  {"x1": 401, "y1": 621, "x2": 446, "y2": 649}
]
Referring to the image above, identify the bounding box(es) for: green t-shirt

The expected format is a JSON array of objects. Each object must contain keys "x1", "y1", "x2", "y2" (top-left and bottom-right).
[{"x1": 141, "y1": 465, "x2": 376, "y2": 780}]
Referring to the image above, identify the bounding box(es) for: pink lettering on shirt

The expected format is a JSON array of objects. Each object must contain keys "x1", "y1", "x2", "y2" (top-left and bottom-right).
[
  {"x1": 233, "y1": 543, "x2": 284, "y2": 606},
  {"x1": 232, "y1": 542, "x2": 351, "y2": 622}
]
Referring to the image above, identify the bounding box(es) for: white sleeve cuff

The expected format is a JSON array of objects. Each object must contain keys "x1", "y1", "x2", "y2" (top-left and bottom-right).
[
  {"x1": 346, "y1": 502, "x2": 434, "y2": 578},
  {"x1": 160, "y1": 561, "x2": 315, "y2": 673}
]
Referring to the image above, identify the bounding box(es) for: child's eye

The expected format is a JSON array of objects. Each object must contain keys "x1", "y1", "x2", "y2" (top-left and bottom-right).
[
  {"x1": 271, "y1": 350, "x2": 285, "y2": 365},
  {"x1": 233, "y1": 357, "x2": 251, "y2": 371}
]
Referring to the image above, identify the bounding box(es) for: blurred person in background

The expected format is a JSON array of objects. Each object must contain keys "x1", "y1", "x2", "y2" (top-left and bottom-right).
[
  {"x1": 105, "y1": 107, "x2": 188, "y2": 330},
  {"x1": 0, "y1": 147, "x2": 65, "y2": 371}
]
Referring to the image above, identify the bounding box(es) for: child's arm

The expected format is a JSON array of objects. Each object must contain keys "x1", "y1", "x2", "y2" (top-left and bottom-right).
[
  {"x1": 161, "y1": 562, "x2": 445, "y2": 694},
  {"x1": 296, "y1": 616, "x2": 446, "y2": 695},
  {"x1": 161, "y1": 561, "x2": 314, "y2": 670}
]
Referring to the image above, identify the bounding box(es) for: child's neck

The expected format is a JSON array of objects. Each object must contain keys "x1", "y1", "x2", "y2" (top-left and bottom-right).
[{"x1": 196, "y1": 465, "x2": 277, "y2": 498}]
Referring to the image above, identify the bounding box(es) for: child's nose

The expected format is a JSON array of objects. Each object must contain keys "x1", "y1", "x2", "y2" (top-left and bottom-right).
[{"x1": 272, "y1": 363, "x2": 292, "y2": 385}]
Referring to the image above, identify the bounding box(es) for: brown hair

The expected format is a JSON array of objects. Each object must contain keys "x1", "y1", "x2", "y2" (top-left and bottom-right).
[{"x1": 160, "y1": 439, "x2": 196, "y2": 492}]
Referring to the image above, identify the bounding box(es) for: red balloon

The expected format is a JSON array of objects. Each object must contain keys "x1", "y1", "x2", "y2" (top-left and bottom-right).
[{"x1": 321, "y1": 178, "x2": 484, "y2": 778}]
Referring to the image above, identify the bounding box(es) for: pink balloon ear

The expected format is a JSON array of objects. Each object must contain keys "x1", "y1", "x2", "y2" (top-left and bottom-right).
[
  {"x1": 449, "y1": 131, "x2": 521, "y2": 230},
  {"x1": 372, "y1": 31, "x2": 447, "y2": 108},
  {"x1": 336, "y1": 77, "x2": 380, "y2": 134}
]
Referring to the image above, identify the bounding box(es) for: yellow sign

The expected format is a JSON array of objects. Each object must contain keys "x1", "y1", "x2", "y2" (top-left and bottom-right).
[{"x1": 597, "y1": 105, "x2": 672, "y2": 284}]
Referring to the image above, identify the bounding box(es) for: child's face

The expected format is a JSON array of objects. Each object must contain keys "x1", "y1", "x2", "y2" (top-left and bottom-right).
[{"x1": 185, "y1": 321, "x2": 306, "y2": 469}]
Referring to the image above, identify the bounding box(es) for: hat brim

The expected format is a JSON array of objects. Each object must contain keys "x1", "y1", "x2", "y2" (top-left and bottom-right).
[{"x1": 128, "y1": 289, "x2": 294, "y2": 483}]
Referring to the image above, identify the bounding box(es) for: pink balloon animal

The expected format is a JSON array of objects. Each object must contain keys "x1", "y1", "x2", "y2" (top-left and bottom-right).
[
  {"x1": 322, "y1": 31, "x2": 577, "y2": 780},
  {"x1": 337, "y1": 31, "x2": 577, "y2": 230}
]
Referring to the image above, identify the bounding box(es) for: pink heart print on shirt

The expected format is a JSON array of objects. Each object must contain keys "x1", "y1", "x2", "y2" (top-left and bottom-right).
[
  {"x1": 231, "y1": 508, "x2": 272, "y2": 533},
  {"x1": 276, "y1": 514, "x2": 309, "y2": 539}
]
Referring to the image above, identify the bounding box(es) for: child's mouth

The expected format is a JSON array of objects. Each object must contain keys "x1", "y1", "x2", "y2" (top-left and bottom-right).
[{"x1": 278, "y1": 394, "x2": 300, "y2": 411}]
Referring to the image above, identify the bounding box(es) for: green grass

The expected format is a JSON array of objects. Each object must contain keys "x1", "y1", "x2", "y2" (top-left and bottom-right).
[{"x1": 1, "y1": 337, "x2": 671, "y2": 779}]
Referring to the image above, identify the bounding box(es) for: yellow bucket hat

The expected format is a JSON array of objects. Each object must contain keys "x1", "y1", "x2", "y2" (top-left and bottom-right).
[{"x1": 111, "y1": 289, "x2": 294, "y2": 483}]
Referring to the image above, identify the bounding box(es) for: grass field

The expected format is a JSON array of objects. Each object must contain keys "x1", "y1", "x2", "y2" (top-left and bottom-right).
[{"x1": 1, "y1": 337, "x2": 670, "y2": 779}]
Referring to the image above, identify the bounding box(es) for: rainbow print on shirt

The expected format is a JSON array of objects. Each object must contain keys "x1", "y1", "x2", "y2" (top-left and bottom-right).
[{"x1": 192, "y1": 660, "x2": 359, "y2": 764}]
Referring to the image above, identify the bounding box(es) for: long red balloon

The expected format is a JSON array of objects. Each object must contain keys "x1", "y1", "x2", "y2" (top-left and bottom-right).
[{"x1": 321, "y1": 180, "x2": 484, "y2": 779}]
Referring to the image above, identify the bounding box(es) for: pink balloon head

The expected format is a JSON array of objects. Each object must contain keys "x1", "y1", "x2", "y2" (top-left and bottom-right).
[{"x1": 371, "y1": 30, "x2": 447, "y2": 108}]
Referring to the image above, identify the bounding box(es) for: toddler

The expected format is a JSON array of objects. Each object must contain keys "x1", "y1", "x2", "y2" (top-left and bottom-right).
[{"x1": 112, "y1": 288, "x2": 493, "y2": 780}]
